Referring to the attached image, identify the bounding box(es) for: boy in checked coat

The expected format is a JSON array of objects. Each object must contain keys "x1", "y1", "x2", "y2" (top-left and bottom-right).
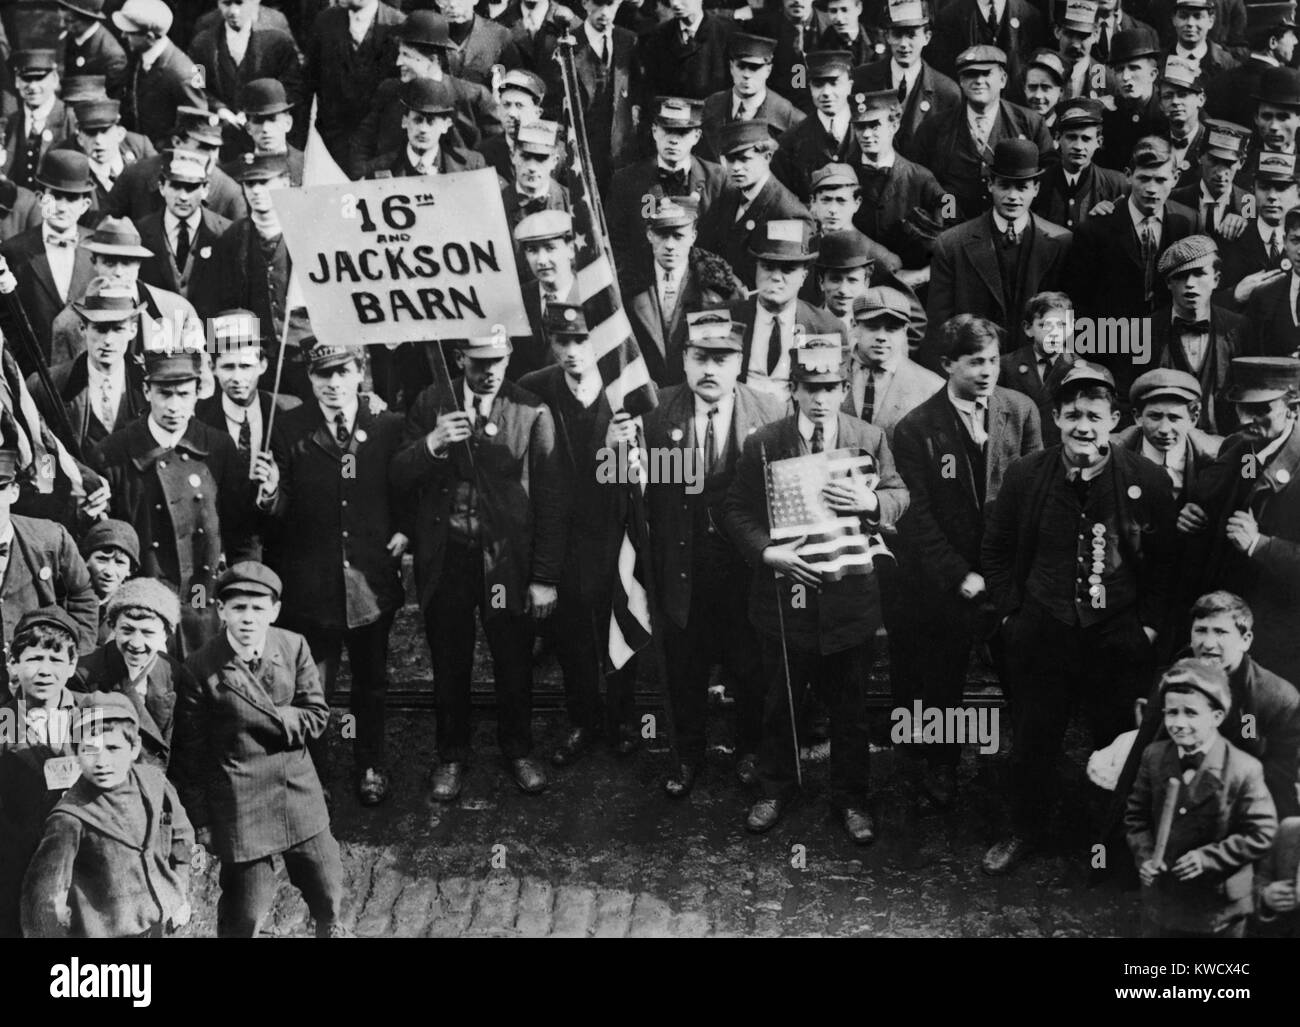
[{"x1": 176, "y1": 562, "x2": 348, "y2": 938}]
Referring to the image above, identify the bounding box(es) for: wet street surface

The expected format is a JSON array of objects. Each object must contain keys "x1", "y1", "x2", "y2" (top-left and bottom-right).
[{"x1": 181, "y1": 592, "x2": 1144, "y2": 938}]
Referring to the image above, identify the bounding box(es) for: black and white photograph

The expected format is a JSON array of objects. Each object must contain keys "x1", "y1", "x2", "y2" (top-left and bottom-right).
[{"x1": 0, "y1": 0, "x2": 1295, "y2": 1004}]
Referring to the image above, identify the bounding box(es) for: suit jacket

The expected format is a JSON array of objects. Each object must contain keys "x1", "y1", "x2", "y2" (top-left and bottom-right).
[
  {"x1": 74, "y1": 642, "x2": 193, "y2": 769},
  {"x1": 1216, "y1": 220, "x2": 1287, "y2": 306},
  {"x1": 571, "y1": 25, "x2": 639, "y2": 182},
  {"x1": 724, "y1": 412, "x2": 909, "y2": 654},
  {"x1": 1, "y1": 98, "x2": 68, "y2": 189},
  {"x1": 911, "y1": 98, "x2": 1053, "y2": 219},
  {"x1": 1168, "y1": 182, "x2": 1249, "y2": 236},
  {"x1": 1146, "y1": 304, "x2": 1240, "y2": 433},
  {"x1": 1126, "y1": 735, "x2": 1276, "y2": 933},
  {"x1": 54, "y1": 132, "x2": 156, "y2": 218},
  {"x1": 925, "y1": 212, "x2": 1072, "y2": 362},
  {"x1": 1205, "y1": 55, "x2": 1274, "y2": 129},
  {"x1": 349, "y1": 75, "x2": 503, "y2": 178},
  {"x1": 981, "y1": 444, "x2": 1180, "y2": 627},
  {"x1": 1239, "y1": 271, "x2": 1300, "y2": 359},
  {"x1": 389, "y1": 377, "x2": 567, "y2": 613},
  {"x1": 265, "y1": 402, "x2": 408, "y2": 629},
  {"x1": 636, "y1": 12, "x2": 734, "y2": 105},
  {"x1": 607, "y1": 156, "x2": 727, "y2": 294},
  {"x1": 851, "y1": 59, "x2": 962, "y2": 161},
  {"x1": 135, "y1": 207, "x2": 230, "y2": 301},
  {"x1": 998, "y1": 345, "x2": 1076, "y2": 446},
  {"x1": 700, "y1": 89, "x2": 806, "y2": 165},
  {"x1": 305, "y1": 2, "x2": 406, "y2": 144},
  {"x1": 500, "y1": 1, "x2": 580, "y2": 110},
  {"x1": 839, "y1": 356, "x2": 944, "y2": 448},
  {"x1": 1032, "y1": 162, "x2": 1129, "y2": 231},
  {"x1": 1186, "y1": 424, "x2": 1300, "y2": 687},
  {"x1": 188, "y1": 25, "x2": 303, "y2": 118},
  {"x1": 63, "y1": 23, "x2": 129, "y2": 99},
  {"x1": 176, "y1": 626, "x2": 330, "y2": 863},
  {"x1": 643, "y1": 381, "x2": 787, "y2": 628},
  {"x1": 696, "y1": 174, "x2": 814, "y2": 288},
  {"x1": 1148, "y1": 0, "x2": 1248, "y2": 56},
  {"x1": 123, "y1": 41, "x2": 207, "y2": 148},
  {"x1": 929, "y1": 0, "x2": 1048, "y2": 88},
  {"x1": 0, "y1": 177, "x2": 41, "y2": 242},
  {"x1": 30, "y1": 353, "x2": 148, "y2": 454},
  {"x1": 105, "y1": 153, "x2": 247, "y2": 224},
  {"x1": 0, "y1": 225, "x2": 95, "y2": 369},
  {"x1": 439, "y1": 14, "x2": 519, "y2": 87},
  {"x1": 817, "y1": 24, "x2": 883, "y2": 69},
  {"x1": 851, "y1": 152, "x2": 947, "y2": 265},
  {"x1": 771, "y1": 109, "x2": 857, "y2": 203},
  {"x1": 627, "y1": 264, "x2": 708, "y2": 387},
  {"x1": 1098, "y1": 91, "x2": 1167, "y2": 171},
  {"x1": 1064, "y1": 201, "x2": 1195, "y2": 320},
  {"x1": 49, "y1": 280, "x2": 202, "y2": 370},
  {"x1": 0, "y1": 514, "x2": 97, "y2": 656},
  {"x1": 747, "y1": 12, "x2": 822, "y2": 113},
  {"x1": 361, "y1": 143, "x2": 487, "y2": 179},
  {"x1": 729, "y1": 296, "x2": 847, "y2": 394},
  {"x1": 1111, "y1": 423, "x2": 1224, "y2": 505},
  {"x1": 894, "y1": 384, "x2": 1042, "y2": 596}
]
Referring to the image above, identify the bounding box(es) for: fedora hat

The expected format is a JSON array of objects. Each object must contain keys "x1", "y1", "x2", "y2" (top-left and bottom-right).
[{"x1": 82, "y1": 216, "x2": 154, "y2": 259}]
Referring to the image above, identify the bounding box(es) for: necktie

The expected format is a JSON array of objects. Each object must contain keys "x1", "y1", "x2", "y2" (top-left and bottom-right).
[
  {"x1": 45, "y1": 231, "x2": 75, "y2": 248},
  {"x1": 1038, "y1": 357, "x2": 1053, "y2": 383},
  {"x1": 237, "y1": 414, "x2": 251, "y2": 455},
  {"x1": 658, "y1": 167, "x2": 687, "y2": 193},
  {"x1": 598, "y1": 33, "x2": 609, "y2": 66},
  {"x1": 521, "y1": 195, "x2": 548, "y2": 216},
  {"x1": 175, "y1": 219, "x2": 190, "y2": 268},
  {"x1": 661, "y1": 270, "x2": 678, "y2": 316},
  {"x1": 733, "y1": 100, "x2": 746, "y2": 120},
  {"x1": 766, "y1": 317, "x2": 783, "y2": 375},
  {"x1": 703, "y1": 405, "x2": 718, "y2": 472},
  {"x1": 334, "y1": 410, "x2": 349, "y2": 445},
  {"x1": 810, "y1": 423, "x2": 824, "y2": 453},
  {"x1": 985, "y1": 2, "x2": 999, "y2": 40},
  {"x1": 472, "y1": 396, "x2": 486, "y2": 433},
  {"x1": 1003, "y1": 223, "x2": 1019, "y2": 247},
  {"x1": 861, "y1": 367, "x2": 876, "y2": 422},
  {"x1": 1269, "y1": 230, "x2": 1281, "y2": 266},
  {"x1": 247, "y1": 655, "x2": 261, "y2": 673},
  {"x1": 970, "y1": 399, "x2": 988, "y2": 447},
  {"x1": 1140, "y1": 217, "x2": 1157, "y2": 302},
  {"x1": 0, "y1": 543, "x2": 9, "y2": 557},
  {"x1": 96, "y1": 376, "x2": 115, "y2": 427},
  {"x1": 1097, "y1": 25, "x2": 1110, "y2": 62},
  {"x1": 1203, "y1": 202, "x2": 1217, "y2": 235},
  {"x1": 897, "y1": 76, "x2": 907, "y2": 104}
]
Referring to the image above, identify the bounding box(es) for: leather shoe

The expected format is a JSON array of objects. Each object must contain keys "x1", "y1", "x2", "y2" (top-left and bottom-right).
[
  {"x1": 357, "y1": 767, "x2": 389, "y2": 806},
  {"x1": 510, "y1": 756, "x2": 548, "y2": 794},
  {"x1": 746, "y1": 798, "x2": 784, "y2": 833},
  {"x1": 551, "y1": 727, "x2": 595, "y2": 767},
  {"x1": 841, "y1": 807, "x2": 876, "y2": 845},
  {"x1": 663, "y1": 762, "x2": 697, "y2": 798},
  {"x1": 982, "y1": 834, "x2": 1034, "y2": 876},
  {"x1": 430, "y1": 762, "x2": 465, "y2": 803},
  {"x1": 736, "y1": 753, "x2": 760, "y2": 786},
  {"x1": 921, "y1": 765, "x2": 956, "y2": 808},
  {"x1": 611, "y1": 723, "x2": 640, "y2": 756}
]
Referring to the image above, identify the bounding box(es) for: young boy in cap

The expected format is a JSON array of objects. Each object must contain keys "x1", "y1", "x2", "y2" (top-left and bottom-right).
[
  {"x1": 1021, "y1": 49, "x2": 1065, "y2": 129},
  {"x1": 360, "y1": 77, "x2": 487, "y2": 179},
  {"x1": 812, "y1": 228, "x2": 895, "y2": 334},
  {"x1": 75, "y1": 577, "x2": 188, "y2": 769},
  {"x1": 981, "y1": 360, "x2": 1179, "y2": 874},
  {"x1": 0, "y1": 607, "x2": 86, "y2": 937},
  {"x1": 22, "y1": 689, "x2": 194, "y2": 937},
  {"x1": 520, "y1": 304, "x2": 642, "y2": 769},
  {"x1": 113, "y1": 0, "x2": 207, "y2": 149},
  {"x1": 59, "y1": 98, "x2": 156, "y2": 220},
  {"x1": 697, "y1": 119, "x2": 814, "y2": 290},
  {"x1": 700, "y1": 33, "x2": 804, "y2": 165},
  {"x1": 999, "y1": 290, "x2": 1077, "y2": 444},
  {"x1": 176, "y1": 561, "x2": 347, "y2": 937},
  {"x1": 1114, "y1": 367, "x2": 1223, "y2": 503},
  {"x1": 135, "y1": 148, "x2": 230, "y2": 302},
  {"x1": 1125, "y1": 658, "x2": 1275, "y2": 938},
  {"x1": 1179, "y1": 356, "x2": 1300, "y2": 686},
  {"x1": 391, "y1": 330, "x2": 566, "y2": 802},
  {"x1": 78, "y1": 517, "x2": 140, "y2": 644},
  {"x1": 57, "y1": 0, "x2": 129, "y2": 101},
  {"x1": 88, "y1": 347, "x2": 260, "y2": 655},
  {"x1": 726, "y1": 334, "x2": 909, "y2": 841},
  {"x1": 259, "y1": 337, "x2": 410, "y2": 806},
  {"x1": 844, "y1": 285, "x2": 942, "y2": 441}
]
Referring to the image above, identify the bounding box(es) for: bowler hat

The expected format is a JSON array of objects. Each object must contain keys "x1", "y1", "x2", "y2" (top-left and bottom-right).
[
  {"x1": 82, "y1": 217, "x2": 154, "y2": 259},
  {"x1": 217, "y1": 561, "x2": 282, "y2": 601},
  {"x1": 1130, "y1": 368, "x2": 1202, "y2": 409},
  {"x1": 790, "y1": 337, "x2": 848, "y2": 384},
  {"x1": 686, "y1": 310, "x2": 744, "y2": 351},
  {"x1": 400, "y1": 10, "x2": 453, "y2": 49},
  {"x1": 35, "y1": 150, "x2": 94, "y2": 194},
  {"x1": 817, "y1": 229, "x2": 875, "y2": 269},
  {"x1": 715, "y1": 119, "x2": 773, "y2": 155},
  {"x1": 73, "y1": 276, "x2": 145, "y2": 322},
  {"x1": 543, "y1": 302, "x2": 588, "y2": 337},
  {"x1": 748, "y1": 219, "x2": 817, "y2": 262},
  {"x1": 79, "y1": 517, "x2": 141, "y2": 566},
  {"x1": 73, "y1": 99, "x2": 121, "y2": 132},
  {"x1": 1254, "y1": 66, "x2": 1300, "y2": 109},
  {"x1": 240, "y1": 78, "x2": 293, "y2": 116},
  {"x1": 401, "y1": 77, "x2": 455, "y2": 115},
  {"x1": 1159, "y1": 658, "x2": 1231, "y2": 713},
  {"x1": 460, "y1": 325, "x2": 513, "y2": 359},
  {"x1": 1225, "y1": 356, "x2": 1300, "y2": 403},
  {"x1": 1106, "y1": 28, "x2": 1161, "y2": 66},
  {"x1": 142, "y1": 349, "x2": 202, "y2": 383},
  {"x1": 729, "y1": 32, "x2": 777, "y2": 63},
  {"x1": 987, "y1": 139, "x2": 1045, "y2": 180},
  {"x1": 884, "y1": 0, "x2": 932, "y2": 29}
]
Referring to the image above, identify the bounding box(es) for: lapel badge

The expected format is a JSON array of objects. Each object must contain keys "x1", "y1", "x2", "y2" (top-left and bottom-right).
[
  {"x1": 1283, "y1": 258, "x2": 1293, "y2": 271},
  {"x1": 920, "y1": 100, "x2": 931, "y2": 112},
  {"x1": 38, "y1": 565, "x2": 52, "y2": 581},
  {"x1": 1018, "y1": 363, "x2": 1029, "y2": 373},
  {"x1": 1277, "y1": 468, "x2": 1291, "y2": 484},
  {"x1": 1127, "y1": 485, "x2": 1142, "y2": 499},
  {"x1": 670, "y1": 428, "x2": 684, "y2": 442},
  {"x1": 42, "y1": 129, "x2": 53, "y2": 142},
  {"x1": 189, "y1": 474, "x2": 202, "y2": 488},
  {"x1": 355, "y1": 428, "x2": 368, "y2": 443},
  {"x1": 1091, "y1": 523, "x2": 1107, "y2": 537},
  {"x1": 1178, "y1": 159, "x2": 1190, "y2": 172},
  {"x1": 199, "y1": 246, "x2": 212, "y2": 260},
  {"x1": 745, "y1": 219, "x2": 756, "y2": 231},
  {"x1": 76, "y1": 56, "x2": 86, "y2": 67},
  {"x1": 1010, "y1": 16, "x2": 1020, "y2": 28},
  {"x1": 484, "y1": 422, "x2": 499, "y2": 437}
]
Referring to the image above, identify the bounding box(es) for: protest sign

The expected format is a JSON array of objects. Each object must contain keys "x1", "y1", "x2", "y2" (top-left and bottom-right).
[{"x1": 271, "y1": 169, "x2": 529, "y2": 347}]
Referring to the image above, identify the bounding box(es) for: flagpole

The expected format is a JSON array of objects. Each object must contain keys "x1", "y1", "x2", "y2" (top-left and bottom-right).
[
  {"x1": 258, "y1": 308, "x2": 293, "y2": 467},
  {"x1": 762, "y1": 441, "x2": 803, "y2": 789}
]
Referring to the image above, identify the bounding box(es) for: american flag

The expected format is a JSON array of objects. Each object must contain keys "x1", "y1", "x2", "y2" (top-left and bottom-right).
[
  {"x1": 555, "y1": 37, "x2": 658, "y2": 669},
  {"x1": 764, "y1": 448, "x2": 892, "y2": 582}
]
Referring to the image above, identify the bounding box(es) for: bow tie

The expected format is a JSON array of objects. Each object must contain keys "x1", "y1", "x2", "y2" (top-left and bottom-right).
[
  {"x1": 1179, "y1": 750, "x2": 1205, "y2": 773},
  {"x1": 44, "y1": 233, "x2": 76, "y2": 249},
  {"x1": 658, "y1": 168, "x2": 688, "y2": 192},
  {"x1": 521, "y1": 196, "x2": 548, "y2": 215},
  {"x1": 860, "y1": 163, "x2": 890, "y2": 178},
  {"x1": 1173, "y1": 318, "x2": 1210, "y2": 335},
  {"x1": 1170, "y1": 135, "x2": 1191, "y2": 147}
]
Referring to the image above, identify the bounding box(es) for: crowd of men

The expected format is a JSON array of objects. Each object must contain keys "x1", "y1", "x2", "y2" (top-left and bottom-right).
[{"x1": 0, "y1": 0, "x2": 1298, "y2": 938}]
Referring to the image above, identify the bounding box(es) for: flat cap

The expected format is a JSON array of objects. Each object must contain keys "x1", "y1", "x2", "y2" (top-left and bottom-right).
[
  {"x1": 1130, "y1": 368, "x2": 1202, "y2": 409},
  {"x1": 955, "y1": 45, "x2": 1008, "y2": 72},
  {"x1": 853, "y1": 286, "x2": 911, "y2": 322},
  {"x1": 112, "y1": 0, "x2": 172, "y2": 35},
  {"x1": 1159, "y1": 657, "x2": 1232, "y2": 713},
  {"x1": 514, "y1": 208, "x2": 573, "y2": 244},
  {"x1": 62, "y1": 75, "x2": 108, "y2": 103},
  {"x1": 810, "y1": 162, "x2": 858, "y2": 192},
  {"x1": 1027, "y1": 49, "x2": 1067, "y2": 86},
  {"x1": 80, "y1": 518, "x2": 141, "y2": 565},
  {"x1": 1225, "y1": 356, "x2": 1300, "y2": 403},
  {"x1": 13, "y1": 606, "x2": 81, "y2": 643},
  {"x1": 74, "y1": 692, "x2": 140, "y2": 736},
  {"x1": 107, "y1": 577, "x2": 181, "y2": 630},
  {"x1": 217, "y1": 561, "x2": 282, "y2": 601},
  {"x1": 1157, "y1": 233, "x2": 1218, "y2": 277},
  {"x1": 1058, "y1": 0, "x2": 1100, "y2": 32}
]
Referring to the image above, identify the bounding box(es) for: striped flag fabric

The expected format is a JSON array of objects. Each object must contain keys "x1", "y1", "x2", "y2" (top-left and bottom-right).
[
  {"x1": 764, "y1": 449, "x2": 893, "y2": 582},
  {"x1": 556, "y1": 38, "x2": 656, "y2": 669}
]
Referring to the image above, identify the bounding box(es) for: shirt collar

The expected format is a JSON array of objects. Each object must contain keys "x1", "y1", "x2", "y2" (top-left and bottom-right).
[
  {"x1": 1142, "y1": 434, "x2": 1187, "y2": 471},
  {"x1": 319, "y1": 398, "x2": 359, "y2": 429},
  {"x1": 946, "y1": 383, "x2": 986, "y2": 415},
  {"x1": 463, "y1": 384, "x2": 495, "y2": 417},
  {"x1": 225, "y1": 630, "x2": 263, "y2": 663},
  {"x1": 1176, "y1": 42, "x2": 1209, "y2": 60},
  {"x1": 679, "y1": 12, "x2": 703, "y2": 36},
  {"x1": 25, "y1": 97, "x2": 56, "y2": 124},
  {"x1": 1128, "y1": 197, "x2": 1163, "y2": 225},
  {"x1": 225, "y1": 19, "x2": 253, "y2": 42},
  {"x1": 165, "y1": 208, "x2": 202, "y2": 234},
  {"x1": 991, "y1": 209, "x2": 1030, "y2": 236},
  {"x1": 140, "y1": 36, "x2": 169, "y2": 71},
  {"x1": 1258, "y1": 217, "x2": 1283, "y2": 244},
  {"x1": 797, "y1": 410, "x2": 836, "y2": 448},
  {"x1": 565, "y1": 372, "x2": 601, "y2": 407},
  {"x1": 694, "y1": 389, "x2": 734, "y2": 423},
  {"x1": 75, "y1": 22, "x2": 99, "y2": 45},
  {"x1": 757, "y1": 299, "x2": 797, "y2": 324},
  {"x1": 224, "y1": 392, "x2": 259, "y2": 422},
  {"x1": 1063, "y1": 448, "x2": 1110, "y2": 481},
  {"x1": 408, "y1": 145, "x2": 439, "y2": 172},
  {"x1": 1199, "y1": 182, "x2": 1228, "y2": 206},
  {"x1": 1254, "y1": 53, "x2": 1281, "y2": 67},
  {"x1": 583, "y1": 20, "x2": 610, "y2": 50},
  {"x1": 87, "y1": 360, "x2": 124, "y2": 386},
  {"x1": 1256, "y1": 422, "x2": 1295, "y2": 463},
  {"x1": 147, "y1": 416, "x2": 187, "y2": 450},
  {"x1": 891, "y1": 59, "x2": 919, "y2": 87},
  {"x1": 855, "y1": 349, "x2": 901, "y2": 376}
]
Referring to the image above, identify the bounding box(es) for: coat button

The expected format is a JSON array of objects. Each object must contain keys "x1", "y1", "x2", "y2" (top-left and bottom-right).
[
  {"x1": 196, "y1": 528, "x2": 204, "y2": 536},
  {"x1": 152, "y1": 541, "x2": 160, "y2": 548},
  {"x1": 154, "y1": 504, "x2": 162, "y2": 511},
  {"x1": 341, "y1": 499, "x2": 348, "y2": 507},
  {"x1": 159, "y1": 461, "x2": 166, "y2": 468},
  {"x1": 679, "y1": 539, "x2": 686, "y2": 547},
  {"x1": 342, "y1": 531, "x2": 349, "y2": 538},
  {"x1": 679, "y1": 571, "x2": 687, "y2": 579},
  {"x1": 181, "y1": 453, "x2": 189, "y2": 461},
  {"x1": 1179, "y1": 807, "x2": 1187, "y2": 815},
  {"x1": 343, "y1": 560, "x2": 351, "y2": 568}
]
